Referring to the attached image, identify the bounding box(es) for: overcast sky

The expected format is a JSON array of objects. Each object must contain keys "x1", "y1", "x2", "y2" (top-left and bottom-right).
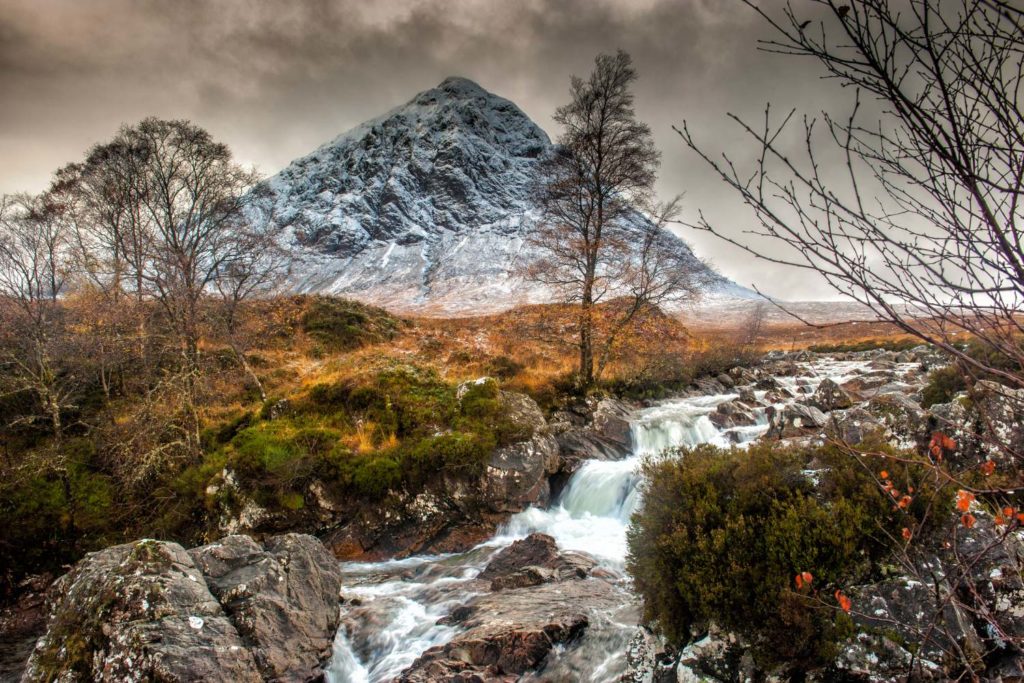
[{"x1": 0, "y1": 0, "x2": 861, "y2": 300}]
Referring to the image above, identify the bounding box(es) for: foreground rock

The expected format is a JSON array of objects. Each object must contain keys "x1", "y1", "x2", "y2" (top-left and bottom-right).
[
  {"x1": 393, "y1": 533, "x2": 633, "y2": 681},
  {"x1": 22, "y1": 534, "x2": 342, "y2": 683}
]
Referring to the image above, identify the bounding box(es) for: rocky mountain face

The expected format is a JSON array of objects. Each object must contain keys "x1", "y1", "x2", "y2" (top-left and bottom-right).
[{"x1": 256, "y1": 76, "x2": 754, "y2": 314}]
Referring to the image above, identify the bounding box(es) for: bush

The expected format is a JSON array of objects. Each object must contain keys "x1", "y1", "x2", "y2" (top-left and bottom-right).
[
  {"x1": 300, "y1": 296, "x2": 404, "y2": 352},
  {"x1": 921, "y1": 365, "x2": 965, "y2": 408},
  {"x1": 627, "y1": 441, "x2": 948, "y2": 669}
]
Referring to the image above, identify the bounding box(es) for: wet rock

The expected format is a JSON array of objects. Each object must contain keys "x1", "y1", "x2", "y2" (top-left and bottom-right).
[
  {"x1": 398, "y1": 578, "x2": 621, "y2": 681},
  {"x1": 0, "y1": 574, "x2": 52, "y2": 682},
  {"x1": 22, "y1": 534, "x2": 342, "y2": 683},
  {"x1": 22, "y1": 540, "x2": 264, "y2": 683},
  {"x1": 716, "y1": 373, "x2": 735, "y2": 389},
  {"x1": 695, "y1": 377, "x2": 727, "y2": 395},
  {"x1": 188, "y1": 534, "x2": 344, "y2": 682},
  {"x1": 766, "y1": 403, "x2": 827, "y2": 439},
  {"x1": 479, "y1": 533, "x2": 595, "y2": 584},
  {"x1": 591, "y1": 398, "x2": 635, "y2": 451},
  {"x1": 807, "y1": 378, "x2": 854, "y2": 412},
  {"x1": 489, "y1": 566, "x2": 556, "y2": 591},
  {"x1": 825, "y1": 407, "x2": 886, "y2": 445},
  {"x1": 849, "y1": 577, "x2": 983, "y2": 666},
  {"x1": 709, "y1": 400, "x2": 759, "y2": 430},
  {"x1": 737, "y1": 387, "x2": 758, "y2": 405},
  {"x1": 840, "y1": 371, "x2": 895, "y2": 399}
]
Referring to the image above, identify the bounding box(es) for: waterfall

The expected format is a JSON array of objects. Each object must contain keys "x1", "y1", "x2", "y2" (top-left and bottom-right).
[{"x1": 327, "y1": 360, "x2": 875, "y2": 682}]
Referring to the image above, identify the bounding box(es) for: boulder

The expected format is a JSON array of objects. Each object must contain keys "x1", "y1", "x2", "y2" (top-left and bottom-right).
[
  {"x1": 766, "y1": 403, "x2": 828, "y2": 439},
  {"x1": 708, "y1": 400, "x2": 759, "y2": 430},
  {"x1": 188, "y1": 534, "x2": 344, "y2": 682},
  {"x1": 22, "y1": 540, "x2": 262, "y2": 683},
  {"x1": 737, "y1": 387, "x2": 758, "y2": 405},
  {"x1": 848, "y1": 577, "x2": 984, "y2": 666},
  {"x1": 397, "y1": 579, "x2": 620, "y2": 682},
  {"x1": 478, "y1": 533, "x2": 595, "y2": 584},
  {"x1": 807, "y1": 378, "x2": 854, "y2": 412},
  {"x1": 866, "y1": 392, "x2": 927, "y2": 446},
  {"x1": 825, "y1": 407, "x2": 886, "y2": 445},
  {"x1": 22, "y1": 534, "x2": 341, "y2": 683},
  {"x1": 968, "y1": 380, "x2": 1024, "y2": 465}
]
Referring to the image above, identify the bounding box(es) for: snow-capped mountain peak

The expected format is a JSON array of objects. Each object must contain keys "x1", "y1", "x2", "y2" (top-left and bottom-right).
[{"x1": 257, "y1": 77, "x2": 755, "y2": 313}]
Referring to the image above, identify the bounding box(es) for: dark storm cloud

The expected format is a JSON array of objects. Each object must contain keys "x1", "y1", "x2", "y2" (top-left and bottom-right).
[{"x1": 0, "y1": 0, "x2": 851, "y2": 299}]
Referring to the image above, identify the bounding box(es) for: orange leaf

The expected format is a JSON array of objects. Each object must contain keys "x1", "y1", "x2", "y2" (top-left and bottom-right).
[
  {"x1": 1003, "y1": 507, "x2": 1014, "y2": 518},
  {"x1": 898, "y1": 495, "x2": 912, "y2": 509},
  {"x1": 835, "y1": 590, "x2": 852, "y2": 613},
  {"x1": 961, "y1": 513, "x2": 977, "y2": 529},
  {"x1": 879, "y1": 470, "x2": 889, "y2": 480},
  {"x1": 955, "y1": 490, "x2": 975, "y2": 513},
  {"x1": 901, "y1": 527, "x2": 912, "y2": 541},
  {"x1": 980, "y1": 461, "x2": 996, "y2": 476}
]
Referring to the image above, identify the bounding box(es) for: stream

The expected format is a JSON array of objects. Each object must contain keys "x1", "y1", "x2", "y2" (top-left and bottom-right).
[{"x1": 326, "y1": 359, "x2": 876, "y2": 682}]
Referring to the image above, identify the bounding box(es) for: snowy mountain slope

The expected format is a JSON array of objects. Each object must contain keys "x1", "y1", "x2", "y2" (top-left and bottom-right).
[{"x1": 256, "y1": 76, "x2": 757, "y2": 314}]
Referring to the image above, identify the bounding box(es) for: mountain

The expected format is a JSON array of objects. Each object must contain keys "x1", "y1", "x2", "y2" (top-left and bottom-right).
[{"x1": 256, "y1": 76, "x2": 756, "y2": 314}]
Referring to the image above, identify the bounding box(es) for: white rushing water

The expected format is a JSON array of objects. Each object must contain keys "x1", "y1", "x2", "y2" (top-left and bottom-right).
[{"x1": 326, "y1": 360, "x2": 880, "y2": 682}]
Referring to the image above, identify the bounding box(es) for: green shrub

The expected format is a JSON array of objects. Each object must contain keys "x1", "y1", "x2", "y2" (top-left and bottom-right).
[
  {"x1": 351, "y1": 456, "x2": 402, "y2": 499},
  {"x1": 627, "y1": 441, "x2": 948, "y2": 669},
  {"x1": 921, "y1": 366, "x2": 965, "y2": 408},
  {"x1": 301, "y1": 296, "x2": 403, "y2": 352}
]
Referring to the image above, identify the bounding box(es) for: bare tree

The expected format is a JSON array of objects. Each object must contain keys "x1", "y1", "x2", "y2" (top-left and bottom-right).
[
  {"x1": 529, "y1": 50, "x2": 699, "y2": 389},
  {"x1": 678, "y1": 0, "x2": 1023, "y2": 394},
  {"x1": 0, "y1": 194, "x2": 76, "y2": 442},
  {"x1": 676, "y1": 0, "x2": 1024, "y2": 674},
  {"x1": 211, "y1": 185, "x2": 290, "y2": 402}
]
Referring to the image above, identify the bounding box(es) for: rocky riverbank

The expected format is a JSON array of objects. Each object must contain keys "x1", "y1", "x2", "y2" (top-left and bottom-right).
[{"x1": 10, "y1": 346, "x2": 1024, "y2": 682}]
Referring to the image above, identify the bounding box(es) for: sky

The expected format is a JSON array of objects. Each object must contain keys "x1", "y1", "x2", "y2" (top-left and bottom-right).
[{"x1": 0, "y1": 0, "x2": 861, "y2": 300}]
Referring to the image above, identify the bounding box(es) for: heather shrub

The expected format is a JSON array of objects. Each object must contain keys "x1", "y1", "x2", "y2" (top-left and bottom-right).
[{"x1": 627, "y1": 441, "x2": 950, "y2": 669}]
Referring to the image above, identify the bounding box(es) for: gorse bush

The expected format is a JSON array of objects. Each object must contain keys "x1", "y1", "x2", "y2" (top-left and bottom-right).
[{"x1": 626, "y1": 441, "x2": 950, "y2": 669}]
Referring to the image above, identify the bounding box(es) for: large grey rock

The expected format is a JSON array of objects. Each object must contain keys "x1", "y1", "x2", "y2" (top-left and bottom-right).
[
  {"x1": 708, "y1": 399, "x2": 759, "y2": 430},
  {"x1": 22, "y1": 535, "x2": 341, "y2": 683},
  {"x1": 849, "y1": 577, "x2": 984, "y2": 666},
  {"x1": 397, "y1": 578, "x2": 621, "y2": 681},
  {"x1": 188, "y1": 534, "x2": 344, "y2": 682},
  {"x1": 968, "y1": 380, "x2": 1024, "y2": 466},
  {"x1": 825, "y1": 407, "x2": 886, "y2": 445},
  {"x1": 766, "y1": 403, "x2": 828, "y2": 438},
  {"x1": 22, "y1": 540, "x2": 263, "y2": 683},
  {"x1": 807, "y1": 378, "x2": 854, "y2": 412}
]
